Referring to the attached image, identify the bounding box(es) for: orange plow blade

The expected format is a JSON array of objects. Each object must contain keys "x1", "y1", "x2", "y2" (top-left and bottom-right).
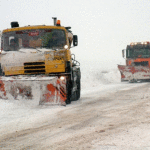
[
  {"x1": 0, "y1": 76, "x2": 67, "y2": 105},
  {"x1": 118, "y1": 65, "x2": 150, "y2": 82}
]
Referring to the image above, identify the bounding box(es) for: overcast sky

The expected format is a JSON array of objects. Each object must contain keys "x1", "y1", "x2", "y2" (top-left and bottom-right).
[{"x1": 0, "y1": 0, "x2": 150, "y2": 66}]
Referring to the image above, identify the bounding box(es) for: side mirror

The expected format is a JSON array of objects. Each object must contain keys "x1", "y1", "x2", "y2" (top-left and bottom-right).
[
  {"x1": 73, "y1": 35, "x2": 78, "y2": 46},
  {"x1": 122, "y1": 49, "x2": 125, "y2": 58}
]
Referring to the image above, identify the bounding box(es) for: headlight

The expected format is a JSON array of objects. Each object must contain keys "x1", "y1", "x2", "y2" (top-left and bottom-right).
[
  {"x1": 64, "y1": 45, "x2": 68, "y2": 49},
  {"x1": 60, "y1": 76, "x2": 65, "y2": 81}
]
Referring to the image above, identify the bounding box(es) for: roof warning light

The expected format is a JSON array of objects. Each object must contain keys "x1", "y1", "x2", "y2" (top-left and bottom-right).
[{"x1": 56, "y1": 20, "x2": 61, "y2": 26}]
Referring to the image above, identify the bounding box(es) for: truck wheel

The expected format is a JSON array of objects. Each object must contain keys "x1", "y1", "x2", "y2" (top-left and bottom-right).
[
  {"x1": 76, "y1": 73, "x2": 81, "y2": 100},
  {"x1": 72, "y1": 68, "x2": 81, "y2": 101},
  {"x1": 65, "y1": 77, "x2": 72, "y2": 104},
  {"x1": 66, "y1": 90, "x2": 71, "y2": 104}
]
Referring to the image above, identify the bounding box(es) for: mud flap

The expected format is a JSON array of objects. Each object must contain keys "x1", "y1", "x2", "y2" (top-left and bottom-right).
[{"x1": 0, "y1": 76, "x2": 67, "y2": 105}]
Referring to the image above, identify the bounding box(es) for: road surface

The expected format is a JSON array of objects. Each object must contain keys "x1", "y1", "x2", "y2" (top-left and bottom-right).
[{"x1": 0, "y1": 83, "x2": 150, "y2": 150}]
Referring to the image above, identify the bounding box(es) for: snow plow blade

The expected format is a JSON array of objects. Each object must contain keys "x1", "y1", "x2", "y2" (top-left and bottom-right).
[
  {"x1": 0, "y1": 76, "x2": 67, "y2": 105},
  {"x1": 118, "y1": 65, "x2": 150, "y2": 82}
]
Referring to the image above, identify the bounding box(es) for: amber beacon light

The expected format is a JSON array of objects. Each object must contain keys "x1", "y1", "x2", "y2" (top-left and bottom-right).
[{"x1": 56, "y1": 20, "x2": 61, "y2": 26}]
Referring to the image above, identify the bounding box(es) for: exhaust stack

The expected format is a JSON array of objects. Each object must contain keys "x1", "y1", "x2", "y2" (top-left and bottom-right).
[{"x1": 52, "y1": 17, "x2": 57, "y2": 26}]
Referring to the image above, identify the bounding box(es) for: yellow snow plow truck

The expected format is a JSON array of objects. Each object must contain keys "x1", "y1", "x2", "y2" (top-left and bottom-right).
[{"x1": 0, "y1": 18, "x2": 80, "y2": 105}]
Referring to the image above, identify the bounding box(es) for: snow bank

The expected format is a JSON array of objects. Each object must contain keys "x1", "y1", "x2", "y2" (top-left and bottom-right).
[{"x1": 81, "y1": 60, "x2": 121, "y2": 90}]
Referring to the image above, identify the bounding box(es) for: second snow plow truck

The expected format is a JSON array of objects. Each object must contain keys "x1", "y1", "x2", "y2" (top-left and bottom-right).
[
  {"x1": 118, "y1": 42, "x2": 150, "y2": 82},
  {"x1": 0, "y1": 18, "x2": 80, "y2": 105}
]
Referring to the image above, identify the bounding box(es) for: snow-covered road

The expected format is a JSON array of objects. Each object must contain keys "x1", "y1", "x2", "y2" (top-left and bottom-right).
[{"x1": 0, "y1": 64, "x2": 150, "y2": 150}]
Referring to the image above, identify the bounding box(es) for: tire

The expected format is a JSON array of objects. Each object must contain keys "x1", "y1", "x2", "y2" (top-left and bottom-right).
[
  {"x1": 65, "y1": 76, "x2": 72, "y2": 104},
  {"x1": 72, "y1": 68, "x2": 81, "y2": 101},
  {"x1": 76, "y1": 72, "x2": 81, "y2": 100},
  {"x1": 65, "y1": 68, "x2": 81, "y2": 104}
]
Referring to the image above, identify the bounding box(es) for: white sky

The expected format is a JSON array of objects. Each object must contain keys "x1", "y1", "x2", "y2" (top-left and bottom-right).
[{"x1": 0, "y1": 0, "x2": 150, "y2": 65}]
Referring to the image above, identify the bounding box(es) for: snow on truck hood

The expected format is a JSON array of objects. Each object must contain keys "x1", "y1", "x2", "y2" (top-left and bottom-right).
[{"x1": 0, "y1": 48, "x2": 53, "y2": 68}]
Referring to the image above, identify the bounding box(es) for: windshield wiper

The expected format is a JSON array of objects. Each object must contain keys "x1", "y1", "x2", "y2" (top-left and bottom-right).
[
  {"x1": 52, "y1": 48, "x2": 58, "y2": 51},
  {"x1": 41, "y1": 46, "x2": 58, "y2": 51},
  {"x1": 3, "y1": 49, "x2": 25, "y2": 53},
  {"x1": 28, "y1": 47, "x2": 42, "y2": 52}
]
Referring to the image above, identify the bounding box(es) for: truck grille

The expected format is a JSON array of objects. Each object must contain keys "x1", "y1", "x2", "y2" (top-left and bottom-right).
[{"x1": 24, "y1": 62, "x2": 45, "y2": 74}]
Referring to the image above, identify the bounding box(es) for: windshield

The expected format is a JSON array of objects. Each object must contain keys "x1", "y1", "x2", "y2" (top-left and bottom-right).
[
  {"x1": 126, "y1": 48, "x2": 150, "y2": 58},
  {"x1": 2, "y1": 29, "x2": 66, "y2": 51}
]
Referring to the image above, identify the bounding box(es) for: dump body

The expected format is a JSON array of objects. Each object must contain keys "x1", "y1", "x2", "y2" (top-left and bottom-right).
[
  {"x1": 118, "y1": 42, "x2": 150, "y2": 82},
  {"x1": 0, "y1": 19, "x2": 80, "y2": 105}
]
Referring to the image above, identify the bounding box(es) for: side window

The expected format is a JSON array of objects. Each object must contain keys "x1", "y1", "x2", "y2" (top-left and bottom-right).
[
  {"x1": 9, "y1": 36, "x2": 15, "y2": 45},
  {"x1": 9, "y1": 36, "x2": 19, "y2": 51}
]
